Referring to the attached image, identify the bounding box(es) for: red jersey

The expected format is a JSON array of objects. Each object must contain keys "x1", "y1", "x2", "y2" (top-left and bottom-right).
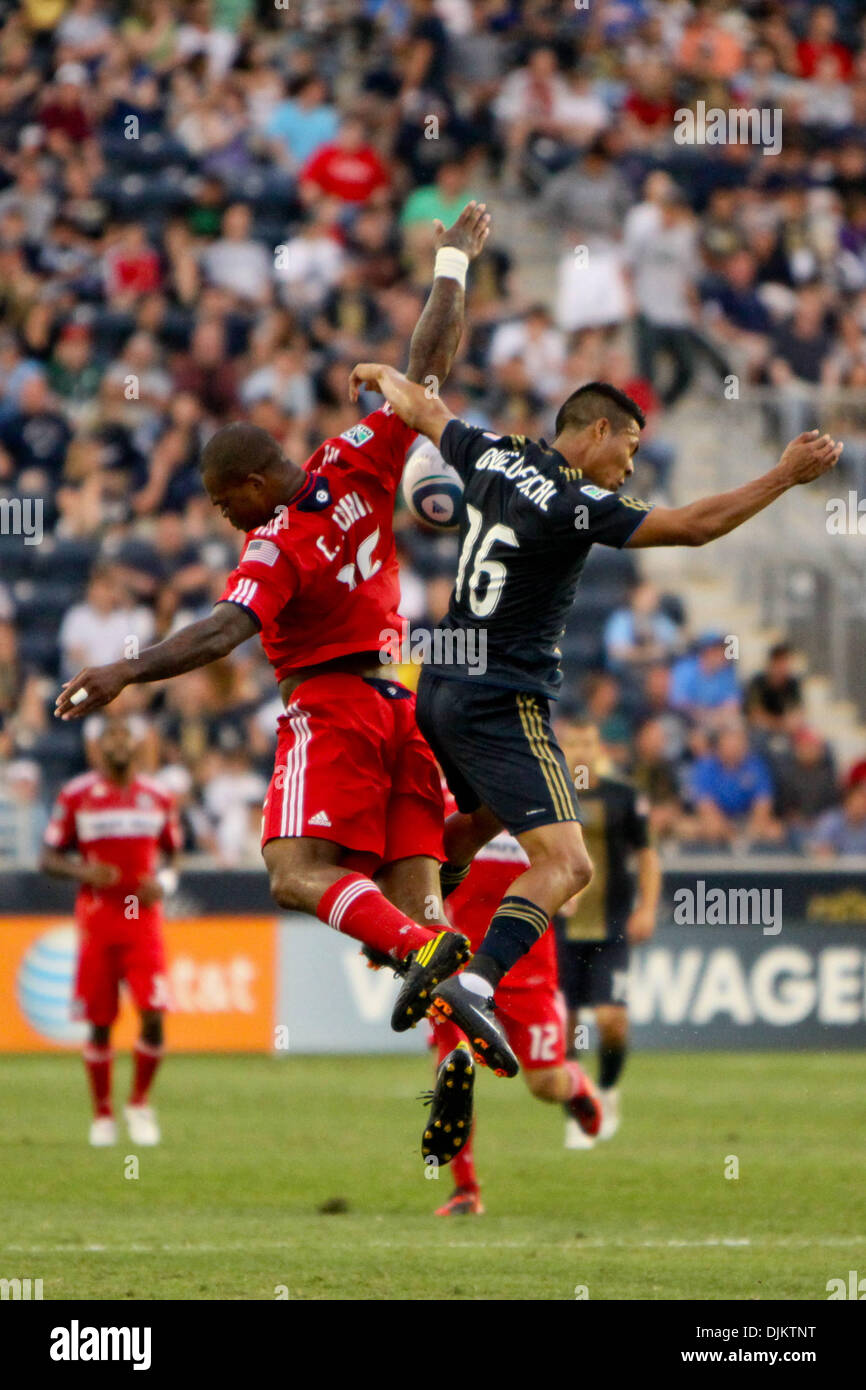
[
  {"x1": 219, "y1": 405, "x2": 416, "y2": 682},
  {"x1": 44, "y1": 771, "x2": 181, "y2": 934},
  {"x1": 446, "y1": 830, "x2": 558, "y2": 993},
  {"x1": 300, "y1": 144, "x2": 390, "y2": 203}
]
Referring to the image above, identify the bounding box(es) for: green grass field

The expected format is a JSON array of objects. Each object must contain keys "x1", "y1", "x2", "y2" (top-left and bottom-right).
[{"x1": 3, "y1": 1051, "x2": 865, "y2": 1301}]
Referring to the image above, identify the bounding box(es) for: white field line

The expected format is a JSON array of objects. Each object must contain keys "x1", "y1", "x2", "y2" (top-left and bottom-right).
[{"x1": 3, "y1": 1235, "x2": 866, "y2": 1255}]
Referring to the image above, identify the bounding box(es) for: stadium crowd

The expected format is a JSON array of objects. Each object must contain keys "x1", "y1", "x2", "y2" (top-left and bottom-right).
[{"x1": 2, "y1": 0, "x2": 866, "y2": 864}]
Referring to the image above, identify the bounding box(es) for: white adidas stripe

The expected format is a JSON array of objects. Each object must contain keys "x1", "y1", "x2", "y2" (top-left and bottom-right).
[
  {"x1": 228, "y1": 577, "x2": 258, "y2": 609},
  {"x1": 330, "y1": 878, "x2": 378, "y2": 930},
  {"x1": 280, "y1": 703, "x2": 312, "y2": 837}
]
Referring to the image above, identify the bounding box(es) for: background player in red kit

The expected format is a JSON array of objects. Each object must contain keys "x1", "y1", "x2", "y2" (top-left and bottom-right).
[
  {"x1": 41, "y1": 718, "x2": 181, "y2": 1148},
  {"x1": 428, "y1": 798, "x2": 601, "y2": 1215},
  {"x1": 54, "y1": 203, "x2": 510, "y2": 1091}
]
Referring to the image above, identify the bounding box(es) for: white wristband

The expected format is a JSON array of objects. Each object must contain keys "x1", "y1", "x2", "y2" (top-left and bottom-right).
[
  {"x1": 157, "y1": 867, "x2": 178, "y2": 898},
  {"x1": 434, "y1": 247, "x2": 469, "y2": 288}
]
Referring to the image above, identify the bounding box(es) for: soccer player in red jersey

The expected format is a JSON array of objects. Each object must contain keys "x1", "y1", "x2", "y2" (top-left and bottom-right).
[
  {"x1": 426, "y1": 802, "x2": 601, "y2": 1215},
  {"x1": 40, "y1": 718, "x2": 181, "y2": 1147},
  {"x1": 54, "y1": 203, "x2": 511, "y2": 1076}
]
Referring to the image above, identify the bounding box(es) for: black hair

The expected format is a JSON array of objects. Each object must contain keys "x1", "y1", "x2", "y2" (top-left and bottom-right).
[
  {"x1": 554, "y1": 380, "x2": 646, "y2": 438},
  {"x1": 199, "y1": 422, "x2": 283, "y2": 484}
]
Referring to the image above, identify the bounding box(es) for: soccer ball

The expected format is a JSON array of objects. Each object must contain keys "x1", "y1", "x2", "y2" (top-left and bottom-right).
[{"x1": 402, "y1": 442, "x2": 463, "y2": 531}]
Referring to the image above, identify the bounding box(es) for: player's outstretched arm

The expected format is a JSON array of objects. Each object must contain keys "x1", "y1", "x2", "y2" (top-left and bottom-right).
[
  {"x1": 54, "y1": 603, "x2": 258, "y2": 721},
  {"x1": 349, "y1": 363, "x2": 454, "y2": 446},
  {"x1": 404, "y1": 200, "x2": 490, "y2": 389},
  {"x1": 626, "y1": 431, "x2": 843, "y2": 548}
]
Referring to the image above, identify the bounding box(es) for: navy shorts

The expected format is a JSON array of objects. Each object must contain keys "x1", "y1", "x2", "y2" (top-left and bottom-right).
[
  {"x1": 415, "y1": 670, "x2": 581, "y2": 836},
  {"x1": 554, "y1": 934, "x2": 630, "y2": 1008}
]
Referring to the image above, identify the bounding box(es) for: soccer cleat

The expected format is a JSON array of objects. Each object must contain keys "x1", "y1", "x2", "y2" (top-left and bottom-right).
[
  {"x1": 598, "y1": 1086, "x2": 621, "y2": 1140},
  {"x1": 567, "y1": 1071, "x2": 602, "y2": 1138},
  {"x1": 426, "y1": 975, "x2": 519, "y2": 1078},
  {"x1": 564, "y1": 1115, "x2": 596, "y2": 1151},
  {"x1": 360, "y1": 943, "x2": 409, "y2": 976},
  {"x1": 435, "y1": 1186, "x2": 485, "y2": 1216},
  {"x1": 421, "y1": 1040, "x2": 475, "y2": 1167},
  {"x1": 124, "y1": 1103, "x2": 161, "y2": 1146},
  {"x1": 391, "y1": 929, "x2": 470, "y2": 1032},
  {"x1": 89, "y1": 1116, "x2": 117, "y2": 1147}
]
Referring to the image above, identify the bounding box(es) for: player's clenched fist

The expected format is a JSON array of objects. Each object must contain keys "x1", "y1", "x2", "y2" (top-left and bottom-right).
[{"x1": 779, "y1": 429, "x2": 844, "y2": 484}]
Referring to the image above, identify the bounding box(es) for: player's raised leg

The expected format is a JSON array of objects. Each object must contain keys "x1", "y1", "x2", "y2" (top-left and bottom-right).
[{"x1": 264, "y1": 834, "x2": 450, "y2": 966}]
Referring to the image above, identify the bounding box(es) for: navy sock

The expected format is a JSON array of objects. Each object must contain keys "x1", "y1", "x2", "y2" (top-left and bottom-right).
[
  {"x1": 600, "y1": 1042, "x2": 626, "y2": 1089},
  {"x1": 440, "y1": 861, "x2": 471, "y2": 900},
  {"x1": 468, "y1": 896, "x2": 550, "y2": 988}
]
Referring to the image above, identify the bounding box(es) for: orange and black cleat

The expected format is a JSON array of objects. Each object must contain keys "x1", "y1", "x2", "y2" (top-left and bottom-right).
[
  {"x1": 360, "y1": 944, "x2": 408, "y2": 975},
  {"x1": 391, "y1": 929, "x2": 470, "y2": 1032},
  {"x1": 421, "y1": 1040, "x2": 475, "y2": 1167},
  {"x1": 435, "y1": 1186, "x2": 485, "y2": 1217},
  {"x1": 426, "y1": 975, "x2": 519, "y2": 1078}
]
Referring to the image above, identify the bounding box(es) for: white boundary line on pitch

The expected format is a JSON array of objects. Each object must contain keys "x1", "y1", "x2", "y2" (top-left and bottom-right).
[{"x1": 4, "y1": 1235, "x2": 866, "y2": 1255}]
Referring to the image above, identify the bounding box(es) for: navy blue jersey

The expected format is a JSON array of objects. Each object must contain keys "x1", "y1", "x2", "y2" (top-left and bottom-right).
[{"x1": 430, "y1": 420, "x2": 653, "y2": 697}]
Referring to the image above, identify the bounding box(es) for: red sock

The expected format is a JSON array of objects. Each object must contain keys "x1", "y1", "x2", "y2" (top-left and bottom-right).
[
  {"x1": 130, "y1": 1040, "x2": 163, "y2": 1105},
  {"x1": 564, "y1": 1059, "x2": 589, "y2": 1099},
  {"x1": 83, "y1": 1044, "x2": 113, "y2": 1117},
  {"x1": 317, "y1": 873, "x2": 436, "y2": 960},
  {"x1": 435, "y1": 1029, "x2": 478, "y2": 1191}
]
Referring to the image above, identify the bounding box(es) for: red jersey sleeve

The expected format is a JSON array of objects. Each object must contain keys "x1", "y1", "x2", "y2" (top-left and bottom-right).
[
  {"x1": 330, "y1": 404, "x2": 417, "y2": 493},
  {"x1": 43, "y1": 787, "x2": 77, "y2": 851},
  {"x1": 218, "y1": 533, "x2": 299, "y2": 628}
]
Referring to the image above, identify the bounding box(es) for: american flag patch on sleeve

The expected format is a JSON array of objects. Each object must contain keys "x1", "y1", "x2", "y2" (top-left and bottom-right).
[{"x1": 242, "y1": 538, "x2": 280, "y2": 567}]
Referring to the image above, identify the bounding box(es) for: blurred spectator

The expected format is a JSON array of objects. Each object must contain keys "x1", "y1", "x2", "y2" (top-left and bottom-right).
[
  {"x1": 670, "y1": 635, "x2": 741, "y2": 729},
  {"x1": 631, "y1": 716, "x2": 684, "y2": 844},
  {"x1": 745, "y1": 643, "x2": 803, "y2": 731},
  {"x1": 58, "y1": 565, "x2": 155, "y2": 679},
  {"x1": 300, "y1": 115, "x2": 391, "y2": 208},
  {"x1": 774, "y1": 728, "x2": 838, "y2": 845},
  {"x1": 603, "y1": 581, "x2": 682, "y2": 677},
  {"x1": 809, "y1": 767, "x2": 866, "y2": 858},
  {"x1": 686, "y1": 724, "x2": 783, "y2": 850},
  {"x1": 201, "y1": 203, "x2": 271, "y2": 306},
  {"x1": 265, "y1": 75, "x2": 338, "y2": 172}
]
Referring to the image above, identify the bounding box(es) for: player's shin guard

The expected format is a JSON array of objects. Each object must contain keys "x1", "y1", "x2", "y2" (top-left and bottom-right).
[
  {"x1": 131, "y1": 1039, "x2": 163, "y2": 1105},
  {"x1": 83, "y1": 1044, "x2": 113, "y2": 1118},
  {"x1": 317, "y1": 873, "x2": 435, "y2": 961}
]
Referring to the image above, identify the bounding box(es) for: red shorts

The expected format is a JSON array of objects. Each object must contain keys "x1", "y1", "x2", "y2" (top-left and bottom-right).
[
  {"x1": 262, "y1": 673, "x2": 444, "y2": 865},
  {"x1": 432, "y1": 984, "x2": 566, "y2": 1071},
  {"x1": 74, "y1": 927, "x2": 168, "y2": 1027}
]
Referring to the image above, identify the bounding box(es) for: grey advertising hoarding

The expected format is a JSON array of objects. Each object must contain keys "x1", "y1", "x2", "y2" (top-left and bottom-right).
[
  {"x1": 277, "y1": 919, "x2": 866, "y2": 1053},
  {"x1": 277, "y1": 915, "x2": 428, "y2": 1055}
]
